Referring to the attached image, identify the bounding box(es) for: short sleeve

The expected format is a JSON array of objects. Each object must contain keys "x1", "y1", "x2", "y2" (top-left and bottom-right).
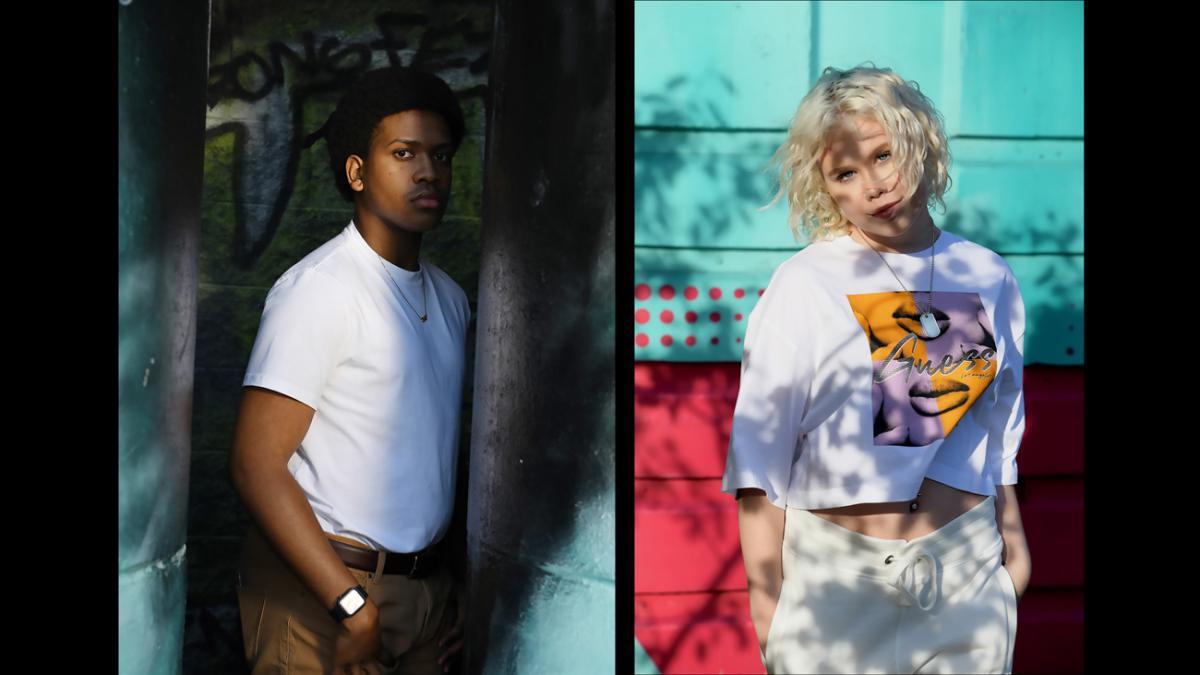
[
  {"x1": 242, "y1": 270, "x2": 355, "y2": 410},
  {"x1": 721, "y1": 283, "x2": 809, "y2": 508},
  {"x1": 986, "y1": 270, "x2": 1026, "y2": 485}
]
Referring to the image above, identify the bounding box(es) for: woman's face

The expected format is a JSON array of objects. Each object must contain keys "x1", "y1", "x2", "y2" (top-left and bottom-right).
[{"x1": 820, "y1": 115, "x2": 925, "y2": 239}]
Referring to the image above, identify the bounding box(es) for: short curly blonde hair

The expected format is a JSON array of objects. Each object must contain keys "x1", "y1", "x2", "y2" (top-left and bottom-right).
[{"x1": 769, "y1": 65, "x2": 952, "y2": 242}]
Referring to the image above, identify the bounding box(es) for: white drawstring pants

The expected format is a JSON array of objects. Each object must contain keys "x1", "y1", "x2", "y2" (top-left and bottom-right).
[{"x1": 763, "y1": 496, "x2": 1018, "y2": 674}]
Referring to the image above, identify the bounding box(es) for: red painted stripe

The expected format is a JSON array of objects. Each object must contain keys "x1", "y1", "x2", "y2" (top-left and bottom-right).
[
  {"x1": 635, "y1": 591, "x2": 765, "y2": 675},
  {"x1": 635, "y1": 362, "x2": 1084, "y2": 673},
  {"x1": 635, "y1": 476, "x2": 1083, "y2": 594},
  {"x1": 1020, "y1": 479, "x2": 1084, "y2": 587},
  {"x1": 635, "y1": 478, "x2": 744, "y2": 594},
  {"x1": 634, "y1": 364, "x2": 1082, "y2": 479}
]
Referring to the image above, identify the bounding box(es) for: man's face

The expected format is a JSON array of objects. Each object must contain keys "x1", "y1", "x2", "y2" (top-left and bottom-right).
[
  {"x1": 351, "y1": 109, "x2": 455, "y2": 233},
  {"x1": 819, "y1": 115, "x2": 925, "y2": 238}
]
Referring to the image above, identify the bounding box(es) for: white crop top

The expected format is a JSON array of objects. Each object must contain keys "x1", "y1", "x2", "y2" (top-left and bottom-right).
[{"x1": 721, "y1": 230, "x2": 1026, "y2": 510}]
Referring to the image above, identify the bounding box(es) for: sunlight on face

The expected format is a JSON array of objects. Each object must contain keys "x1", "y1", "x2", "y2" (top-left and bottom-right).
[{"x1": 820, "y1": 115, "x2": 920, "y2": 239}]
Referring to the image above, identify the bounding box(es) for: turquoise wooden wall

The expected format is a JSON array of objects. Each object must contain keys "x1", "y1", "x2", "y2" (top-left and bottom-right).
[{"x1": 633, "y1": 0, "x2": 1084, "y2": 365}]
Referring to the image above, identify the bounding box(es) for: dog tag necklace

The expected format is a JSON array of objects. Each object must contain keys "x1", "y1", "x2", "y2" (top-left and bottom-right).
[{"x1": 856, "y1": 227, "x2": 941, "y2": 338}]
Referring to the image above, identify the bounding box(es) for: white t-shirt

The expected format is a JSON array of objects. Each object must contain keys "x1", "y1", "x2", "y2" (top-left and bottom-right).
[
  {"x1": 243, "y1": 221, "x2": 471, "y2": 552},
  {"x1": 721, "y1": 230, "x2": 1025, "y2": 510}
]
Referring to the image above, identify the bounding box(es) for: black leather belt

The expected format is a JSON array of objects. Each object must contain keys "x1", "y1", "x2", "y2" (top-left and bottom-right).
[{"x1": 328, "y1": 539, "x2": 440, "y2": 579}]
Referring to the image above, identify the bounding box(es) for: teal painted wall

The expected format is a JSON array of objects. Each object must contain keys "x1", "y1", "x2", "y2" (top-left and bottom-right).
[
  {"x1": 186, "y1": 2, "x2": 491, "y2": 671},
  {"x1": 119, "y1": 2, "x2": 210, "y2": 673},
  {"x1": 634, "y1": 0, "x2": 1084, "y2": 365}
]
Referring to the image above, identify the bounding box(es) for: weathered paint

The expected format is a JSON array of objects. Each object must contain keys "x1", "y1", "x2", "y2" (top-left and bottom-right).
[
  {"x1": 466, "y1": 1, "x2": 614, "y2": 672},
  {"x1": 118, "y1": 0, "x2": 210, "y2": 673},
  {"x1": 633, "y1": 0, "x2": 1084, "y2": 364}
]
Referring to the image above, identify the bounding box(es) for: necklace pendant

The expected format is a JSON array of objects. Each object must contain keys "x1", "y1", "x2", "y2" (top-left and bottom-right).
[
  {"x1": 909, "y1": 500, "x2": 919, "y2": 512},
  {"x1": 919, "y1": 312, "x2": 940, "y2": 338}
]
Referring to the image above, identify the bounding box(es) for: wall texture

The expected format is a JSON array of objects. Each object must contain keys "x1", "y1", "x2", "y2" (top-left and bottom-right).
[
  {"x1": 466, "y1": 2, "x2": 615, "y2": 672},
  {"x1": 184, "y1": 2, "x2": 491, "y2": 672},
  {"x1": 632, "y1": 2, "x2": 1084, "y2": 673},
  {"x1": 119, "y1": 1, "x2": 210, "y2": 673}
]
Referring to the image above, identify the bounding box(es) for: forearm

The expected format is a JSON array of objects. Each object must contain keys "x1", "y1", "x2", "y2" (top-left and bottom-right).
[
  {"x1": 232, "y1": 463, "x2": 361, "y2": 609},
  {"x1": 737, "y1": 490, "x2": 786, "y2": 645}
]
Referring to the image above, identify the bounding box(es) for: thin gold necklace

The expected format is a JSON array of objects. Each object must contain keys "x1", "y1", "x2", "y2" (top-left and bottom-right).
[{"x1": 376, "y1": 254, "x2": 428, "y2": 323}]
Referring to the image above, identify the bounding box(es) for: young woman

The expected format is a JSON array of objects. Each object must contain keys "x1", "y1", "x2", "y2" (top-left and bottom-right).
[{"x1": 722, "y1": 65, "x2": 1030, "y2": 674}]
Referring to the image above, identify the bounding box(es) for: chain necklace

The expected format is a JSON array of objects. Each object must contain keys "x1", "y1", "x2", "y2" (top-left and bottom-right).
[
  {"x1": 855, "y1": 227, "x2": 941, "y2": 339},
  {"x1": 376, "y1": 254, "x2": 428, "y2": 323},
  {"x1": 856, "y1": 225, "x2": 938, "y2": 512}
]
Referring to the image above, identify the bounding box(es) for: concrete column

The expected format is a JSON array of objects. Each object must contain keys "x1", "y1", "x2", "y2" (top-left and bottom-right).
[
  {"x1": 465, "y1": 0, "x2": 614, "y2": 672},
  {"x1": 118, "y1": 2, "x2": 210, "y2": 673}
]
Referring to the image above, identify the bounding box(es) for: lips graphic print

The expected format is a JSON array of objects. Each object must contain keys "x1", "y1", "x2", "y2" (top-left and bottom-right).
[{"x1": 846, "y1": 291, "x2": 998, "y2": 447}]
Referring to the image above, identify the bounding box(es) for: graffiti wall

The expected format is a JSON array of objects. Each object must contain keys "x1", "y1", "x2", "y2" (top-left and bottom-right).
[{"x1": 185, "y1": 2, "x2": 491, "y2": 671}]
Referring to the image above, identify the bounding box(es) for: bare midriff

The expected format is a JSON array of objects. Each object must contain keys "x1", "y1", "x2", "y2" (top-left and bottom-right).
[{"x1": 806, "y1": 477, "x2": 988, "y2": 542}]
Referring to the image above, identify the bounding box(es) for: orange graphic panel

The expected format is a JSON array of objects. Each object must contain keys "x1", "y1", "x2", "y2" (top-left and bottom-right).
[{"x1": 847, "y1": 291, "x2": 998, "y2": 447}]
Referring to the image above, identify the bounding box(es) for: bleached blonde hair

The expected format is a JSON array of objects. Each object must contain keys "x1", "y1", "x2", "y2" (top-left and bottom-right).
[{"x1": 769, "y1": 65, "x2": 952, "y2": 242}]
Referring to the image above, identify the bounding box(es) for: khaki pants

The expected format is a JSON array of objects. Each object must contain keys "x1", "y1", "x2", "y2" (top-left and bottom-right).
[
  {"x1": 236, "y1": 526, "x2": 459, "y2": 674},
  {"x1": 764, "y1": 496, "x2": 1018, "y2": 674}
]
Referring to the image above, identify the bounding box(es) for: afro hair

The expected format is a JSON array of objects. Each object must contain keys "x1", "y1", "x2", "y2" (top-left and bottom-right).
[{"x1": 323, "y1": 67, "x2": 466, "y2": 202}]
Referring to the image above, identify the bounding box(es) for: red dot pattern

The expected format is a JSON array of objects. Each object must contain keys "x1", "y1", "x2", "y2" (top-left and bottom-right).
[{"x1": 632, "y1": 283, "x2": 761, "y2": 351}]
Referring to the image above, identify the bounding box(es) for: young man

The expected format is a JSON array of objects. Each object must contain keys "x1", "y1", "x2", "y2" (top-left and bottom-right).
[{"x1": 230, "y1": 67, "x2": 471, "y2": 675}]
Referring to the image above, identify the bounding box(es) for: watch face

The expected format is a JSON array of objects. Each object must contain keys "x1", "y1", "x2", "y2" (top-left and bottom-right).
[{"x1": 339, "y1": 589, "x2": 366, "y2": 615}]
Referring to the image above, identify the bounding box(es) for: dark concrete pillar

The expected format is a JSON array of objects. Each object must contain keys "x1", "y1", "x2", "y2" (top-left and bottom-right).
[
  {"x1": 118, "y1": 2, "x2": 210, "y2": 672},
  {"x1": 466, "y1": 0, "x2": 614, "y2": 672}
]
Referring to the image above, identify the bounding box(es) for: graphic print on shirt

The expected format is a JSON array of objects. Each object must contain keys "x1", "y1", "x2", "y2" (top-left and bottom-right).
[{"x1": 846, "y1": 291, "x2": 997, "y2": 447}]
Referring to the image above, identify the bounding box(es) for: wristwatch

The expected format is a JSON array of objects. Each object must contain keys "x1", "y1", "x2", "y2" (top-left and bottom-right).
[{"x1": 329, "y1": 585, "x2": 368, "y2": 622}]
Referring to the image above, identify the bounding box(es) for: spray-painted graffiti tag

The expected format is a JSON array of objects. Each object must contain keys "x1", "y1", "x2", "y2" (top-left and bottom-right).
[{"x1": 205, "y1": 13, "x2": 489, "y2": 267}]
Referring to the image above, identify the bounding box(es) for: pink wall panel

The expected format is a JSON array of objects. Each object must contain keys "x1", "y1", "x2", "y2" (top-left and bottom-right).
[
  {"x1": 634, "y1": 362, "x2": 1084, "y2": 674},
  {"x1": 636, "y1": 591, "x2": 764, "y2": 675},
  {"x1": 635, "y1": 362, "x2": 738, "y2": 479},
  {"x1": 635, "y1": 478, "x2": 743, "y2": 594},
  {"x1": 635, "y1": 364, "x2": 1083, "y2": 479},
  {"x1": 1020, "y1": 479, "x2": 1084, "y2": 587},
  {"x1": 1018, "y1": 367, "x2": 1084, "y2": 475}
]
